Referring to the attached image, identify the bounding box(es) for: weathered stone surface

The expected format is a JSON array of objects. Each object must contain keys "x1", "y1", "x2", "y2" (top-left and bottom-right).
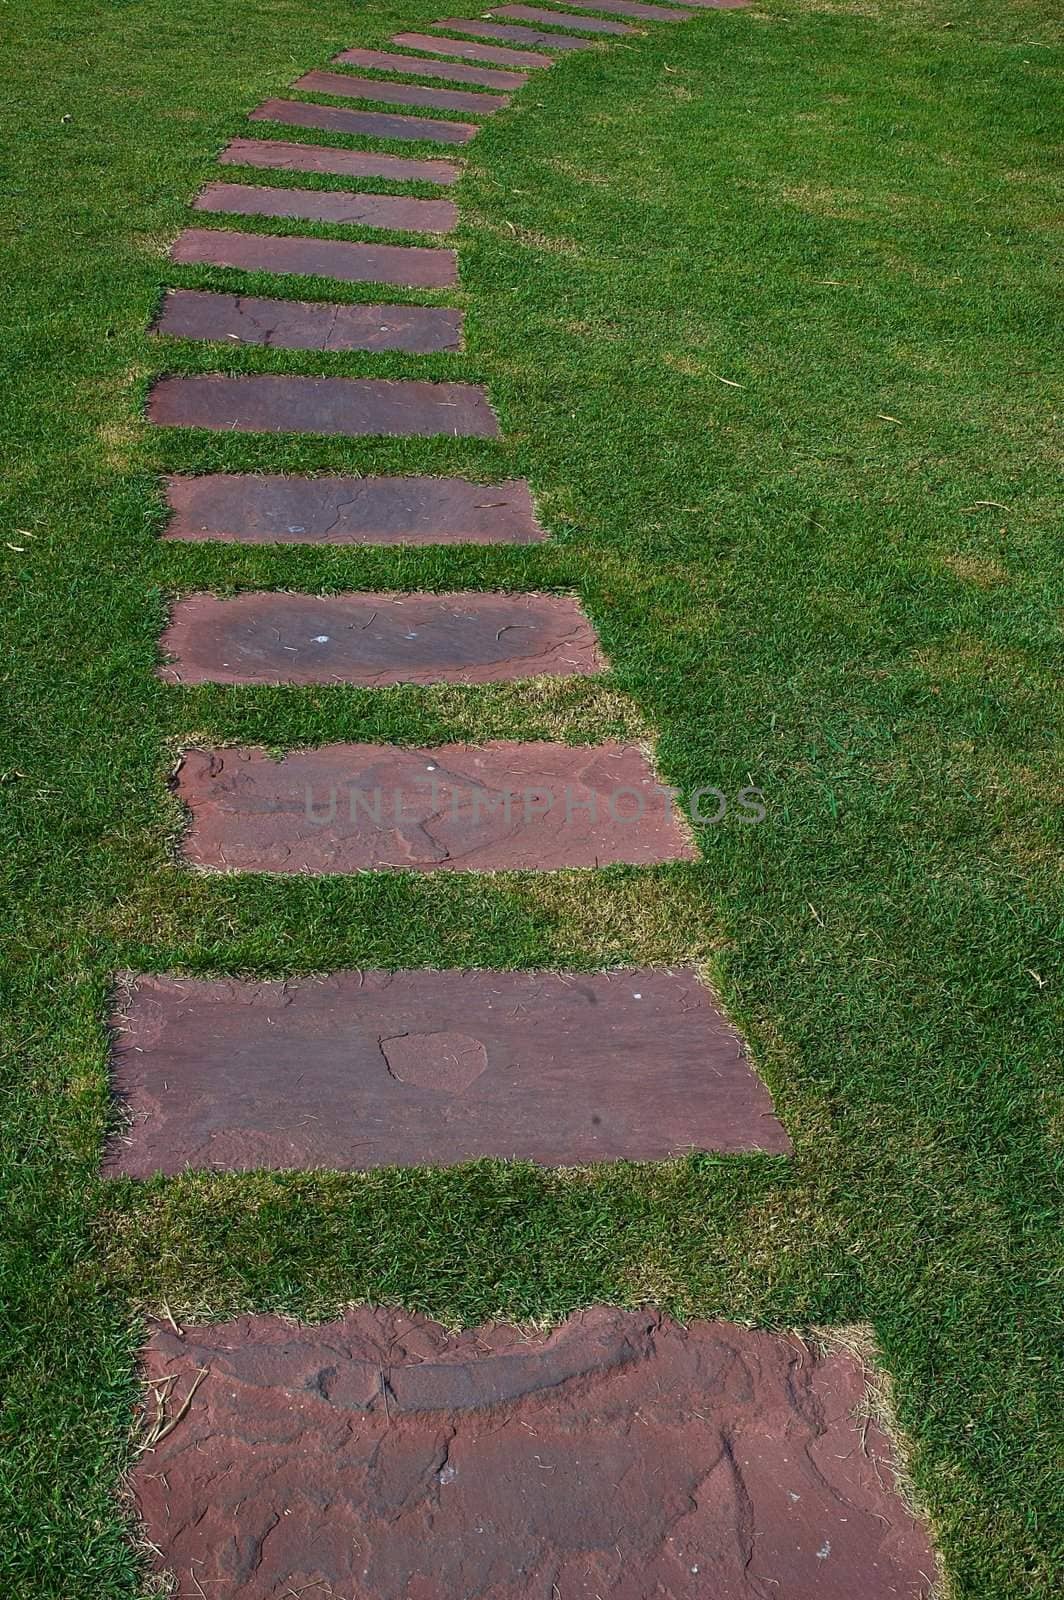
[
  {"x1": 432, "y1": 17, "x2": 597, "y2": 49},
  {"x1": 218, "y1": 137, "x2": 460, "y2": 185},
  {"x1": 173, "y1": 741, "x2": 697, "y2": 873},
  {"x1": 105, "y1": 968, "x2": 790, "y2": 1175},
  {"x1": 129, "y1": 1306, "x2": 937, "y2": 1600},
  {"x1": 517, "y1": 0, "x2": 688, "y2": 18},
  {"x1": 493, "y1": 5, "x2": 635, "y2": 33},
  {"x1": 170, "y1": 226, "x2": 457, "y2": 288},
  {"x1": 163, "y1": 474, "x2": 546, "y2": 545},
  {"x1": 674, "y1": 0, "x2": 751, "y2": 8},
  {"x1": 159, "y1": 592, "x2": 603, "y2": 685},
  {"x1": 194, "y1": 181, "x2": 457, "y2": 233},
  {"x1": 392, "y1": 31, "x2": 554, "y2": 68},
  {"x1": 147, "y1": 376, "x2": 500, "y2": 439},
  {"x1": 334, "y1": 46, "x2": 527, "y2": 90},
  {"x1": 295, "y1": 69, "x2": 509, "y2": 114},
  {"x1": 153, "y1": 291, "x2": 462, "y2": 354},
  {"x1": 249, "y1": 97, "x2": 477, "y2": 145}
]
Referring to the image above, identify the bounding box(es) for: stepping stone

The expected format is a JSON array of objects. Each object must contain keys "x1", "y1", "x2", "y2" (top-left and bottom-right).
[
  {"x1": 129, "y1": 1306, "x2": 938, "y2": 1600},
  {"x1": 392, "y1": 31, "x2": 555, "y2": 68},
  {"x1": 432, "y1": 17, "x2": 598, "y2": 49},
  {"x1": 158, "y1": 592, "x2": 604, "y2": 685},
  {"x1": 492, "y1": 5, "x2": 636, "y2": 33},
  {"x1": 249, "y1": 97, "x2": 477, "y2": 145},
  {"x1": 153, "y1": 290, "x2": 461, "y2": 354},
  {"x1": 147, "y1": 376, "x2": 499, "y2": 439},
  {"x1": 193, "y1": 181, "x2": 457, "y2": 233},
  {"x1": 334, "y1": 46, "x2": 527, "y2": 90},
  {"x1": 105, "y1": 969, "x2": 790, "y2": 1176},
  {"x1": 294, "y1": 69, "x2": 509, "y2": 115},
  {"x1": 675, "y1": 0, "x2": 751, "y2": 7},
  {"x1": 521, "y1": 0, "x2": 689, "y2": 17},
  {"x1": 162, "y1": 474, "x2": 546, "y2": 545},
  {"x1": 172, "y1": 741, "x2": 698, "y2": 872},
  {"x1": 170, "y1": 226, "x2": 457, "y2": 288},
  {"x1": 219, "y1": 136, "x2": 460, "y2": 185}
]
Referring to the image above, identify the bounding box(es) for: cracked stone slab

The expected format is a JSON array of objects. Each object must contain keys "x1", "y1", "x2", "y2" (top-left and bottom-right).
[
  {"x1": 173, "y1": 741, "x2": 698, "y2": 873},
  {"x1": 163, "y1": 474, "x2": 546, "y2": 545},
  {"x1": 158, "y1": 592, "x2": 604, "y2": 686},
  {"x1": 491, "y1": 5, "x2": 636, "y2": 34},
  {"x1": 193, "y1": 181, "x2": 457, "y2": 233},
  {"x1": 334, "y1": 47, "x2": 528, "y2": 90},
  {"x1": 129, "y1": 1306, "x2": 937, "y2": 1599},
  {"x1": 170, "y1": 226, "x2": 457, "y2": 289},
  {"x1": 218, "y1": 137, "x2": 461, "y2": 185},
  {"x1": 392, "y1": 32, "x2": 555, "y2": 68},
  {"x1": 104, "y1": 968, "x2": 790, "y2": 1175},
  {"x1": 147, "y1": 376, "x2": 499, "y2": 438},
  {"x1": 295, "y1": 69, "x2": 509, "y2": 115},
  {"x1": 249, "y1": 97, "x2": 477, "y2": 145},
  {"x1": 431, "y1": 17, "x2": 598, "y2": 49},
  {"x1": 153, "y1": 290, "x2": 462, "y2": 354},
  {"x1": 523, "y1": 0, "x2": 689, "y2": 17}
]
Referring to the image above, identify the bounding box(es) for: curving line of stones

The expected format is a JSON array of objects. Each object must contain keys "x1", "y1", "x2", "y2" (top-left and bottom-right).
[{"x1": 117, "y1": 6, "x2": 941, "y2": 1595}]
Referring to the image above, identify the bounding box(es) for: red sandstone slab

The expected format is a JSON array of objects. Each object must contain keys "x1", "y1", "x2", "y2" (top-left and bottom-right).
[
  {"x1": 173, "y1": 741, "x2": 697, "y2": 873},
  {"x1": 219, "y1": 137, "x2": 460, "y2": 184},
  {"x1": 295, "y1": 69, "x2": 509, "y2": 115},
  {"x1": 163, "y1": 474, "x2": 546, "y2": 545},
  {"x1": 432, "y1": 17, "x2": 597, "y2": 49},
  {"x1": 522, "y1": 0, "x2": 688, "y2": 18},
  {"x1": 105, "y1": 968, "x2": 789, "y2": 1175},
  {"x1": 129, "y1": 1305, "x2": 937, "y2": 1600},
  {"x1": 249, "y1": 97, "x2": 477, "y2": 145},
  {"x1": 153, "y1": 291, "x2": 462, "y2": 355},
  {"x1": 194, "y1": 181, "x2": 456, "y2": 233},
  {"x1": 493, "y1": 5, "x2": 635, "y2": 33},
  {"x1": 334, "y1": 46, "x2": 527, "y2": 90},
  {"x1": 159, "y1": 592, "x2": 603, "y2": 686},
  {"x1": 170, "y1": 227, "x2": 457, "y2": 288},
  {"x1": 393, "y1": 31, "x2": 554, "y2": 67},
  {"x1": 148, "y1": 377, "x2": 499, "y2": 439}
]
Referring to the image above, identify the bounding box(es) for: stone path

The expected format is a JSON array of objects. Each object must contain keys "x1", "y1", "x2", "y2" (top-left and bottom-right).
[{"x1": 126, "y1": 4, "x2": 939, "y2": 1594}]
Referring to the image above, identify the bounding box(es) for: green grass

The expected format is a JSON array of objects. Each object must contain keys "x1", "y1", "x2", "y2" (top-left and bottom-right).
[{"x1": 1, "y1": 0, "x2": 1062, "y2": 1593}]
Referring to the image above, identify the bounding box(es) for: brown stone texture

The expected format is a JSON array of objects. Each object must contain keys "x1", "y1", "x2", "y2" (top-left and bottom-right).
[
  {"x1": 432, "y1": 17, "x2": 597, "y2": 49},
  {"x1": 173, "y1": 741, "x2": 697, "y2": 873},
  {"x1": 493, "y1": 5, "x2": 635, "y2": 34},
  {"x1": 129, "y1": 1305, "x2": 937, "y2": 1600},
  {"x1": 153, "y1": 291, "x2": 462, "y2": 355},
  {"x1": 334, "y1": 46, "x2": 527, "y2": 90},
  {"x1": 521, "y1": 0, "x2": 688, "y2": 18},
  {"x1": 170, "y1": 226, "x2": 457, "y2": 288},
  {"x1": 158, "y1": 592, "x2": 604, "y2": 686},
  {"x1": 249, "y1": 97, "x2": 477, "y2": 145},
  {"x1": 194, "y1": 181, "x2": 457, "y2": 233},
  {"x1": 147, "y1": 376, "x2": 500, "y2": 439},
  {"x1": 163, "y1": 474, "x2": 546, "y2": 545},
  {"x1": 104, "y1": 968, "x2": 790, "y2": 1175},
  {"x1": 393, "y1": 32, "x2": 555, "y2": 68},
  {"x1": 295, "y1": 69, "x2": 509, "y2": 114},
  {"x1": 219, "y1": 137, "x2": 461, "y2": 185}
]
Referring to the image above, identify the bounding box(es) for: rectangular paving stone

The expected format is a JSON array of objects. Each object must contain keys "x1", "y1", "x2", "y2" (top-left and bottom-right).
[
  {"x1": 334, "y1": 46, "x2": 527, "y2": 90},
  {"x1": 152, "y1": 290, "x2": 462, "y2": 355},
  {"x1": 170, "y1": 226, "x2": 457, "y2": 288},
  {"x1": 219, "y1": 136, "x2": 460, "y2": 184},
  {"x1": 522, "y1": 0, "x2": 689, "y2": 18},
  {"x1": 194, "y1": 181, "x2": 457, "y2": 233},
  {"x1": 105, "y1": 968, "x2": 790, "y2": 1176},
  {"x1": 129, "y1": 1306, "x2": 938, "y2": 1600},
  {"x1": 393, "y1": 31, "x2": 555, "y2": 68},
  {"x1": 173, "y1": 741, "x2": 698, "y2": 873},
  {"x1": 493, "y1": 5, "x2": 636, "y2": 33},
  {"x1": 295, "y1": 69, "x2": 509, "y2": 115},
  {"x1": 163, "y1": 474, "x2": 546, "y2": 545},
  {"x1": 432, "y1": 17, "x2": 598, "y2": 49},
  {"x1": 249, "y1": 97, "x2": 477, "y2": 145},
  {"x1": 148, "y1": 376, "x2": 500, "y2": 439},
  {"x1": 159, "y1": 592, "x2": 604, "y2": 686}
]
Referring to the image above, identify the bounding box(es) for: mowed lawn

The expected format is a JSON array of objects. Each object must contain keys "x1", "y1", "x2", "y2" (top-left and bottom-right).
[{"x1": 1, "y1": 0, "x2": 1061, "y2": 1594}]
